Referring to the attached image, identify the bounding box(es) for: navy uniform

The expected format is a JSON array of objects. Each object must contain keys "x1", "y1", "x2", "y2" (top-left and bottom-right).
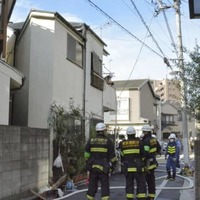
[
  {"x1": 84, "y1": 122, "x2": 117, "y2": 200},
  {"x1": 165, "y1": 133, "x2": 179, "y2": 180},
  {"x1": 142, "y1": 125, "x2": 161, "y2": 200},
  {"x1": 120, "y1": 126, "x2": 146, "y2": 200}
]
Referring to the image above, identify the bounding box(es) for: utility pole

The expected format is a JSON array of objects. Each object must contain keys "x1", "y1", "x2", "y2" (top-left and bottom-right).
[
  {"x1": 156, "y1": 0, "x2": 189, "y2": 164},
  {"x1": 174, "y1": 0, "x2": 189, "y2": 164}
]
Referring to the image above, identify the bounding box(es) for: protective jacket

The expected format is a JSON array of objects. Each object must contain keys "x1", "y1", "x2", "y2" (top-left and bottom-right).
[
  {"x1": 142, "y1": 132, "x2": 161, "y2": 200},
  {"x1": 143, "y1": 133, "x2": 161, "y2": 171},
  {"x1": 84, "y1": 133, "x2": 117, "y2": 200},
  {"x1": 120, "y1": 137, "x2": 145, "y2": 173},
  {"x1": 120, "y1": 135, "x2": 146, "y2": 200},
  {"x1": 84, "y1": 133, "x2": 117, "y2": 173}
]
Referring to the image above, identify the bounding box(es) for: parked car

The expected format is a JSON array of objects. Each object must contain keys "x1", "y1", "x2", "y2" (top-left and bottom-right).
[{"x1": 158, "y1": 139, "x2": 168, "y2": 155}]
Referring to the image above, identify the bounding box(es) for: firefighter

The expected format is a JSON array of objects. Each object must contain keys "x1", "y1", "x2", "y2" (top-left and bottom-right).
[
  {"x1": 120, "y1": 126, "x2": 146, "y2": 200},
  {"x1": 84, "y1": 122, "x2": 117, "y2": 200},
  {"x1": 142, "y1": 124, "x2": 161, "y2": 200},
  {"x1": 165, "y1": 133, "x2": 179, "y2": 180}
]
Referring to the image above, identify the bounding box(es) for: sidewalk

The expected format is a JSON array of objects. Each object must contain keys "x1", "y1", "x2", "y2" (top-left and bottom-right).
[{"x1": 179, "y1": 153, "x2": 195, "y2": 200}]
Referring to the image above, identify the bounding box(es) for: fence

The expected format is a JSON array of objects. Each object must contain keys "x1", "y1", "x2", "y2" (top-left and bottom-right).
[{"x1": 0, "y1": 125, "x2": 49, "y2": 200}]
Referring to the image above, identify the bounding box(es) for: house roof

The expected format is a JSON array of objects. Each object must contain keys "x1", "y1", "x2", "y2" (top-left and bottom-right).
[
  {"x1": 70, "y1": 22, "x2": 107, "y2": 47},
  {"x1": 13, "y1": 10, "x2": 108, "y2": 53},
  {"x1": 5, "y1": 0, "x2": 16, "y2": 21},
  {"x1": 162, "y1": 100, "x2": 181, "y2": 110},
  {"x1": 113, "y1": 79, "x2": 160, "y2": 99},
  {"x1": 13, "y1": 10, "x2": 85, "y2": 43}
]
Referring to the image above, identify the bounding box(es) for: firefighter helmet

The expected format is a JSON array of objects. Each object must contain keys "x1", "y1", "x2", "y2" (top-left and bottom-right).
[
  {"x1": 126, "y1": 126, "x2": 136, "y2": 135},
  {"x1": 169, "y1": 133, "x2": 176, "y2": 139},
  {"x1": 142, "y1": 124, "x2": 152, "y2": 132},
  {"x1": 95, "y1": 122, "x2": 106, "y2": 131}
]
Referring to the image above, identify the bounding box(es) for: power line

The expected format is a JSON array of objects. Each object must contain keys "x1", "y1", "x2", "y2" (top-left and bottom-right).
[
  {"x1": 118, "y1": 17, "x2": 153, "y2": 97},
  {"x1": 129, "y1": 0, "x2": 166, "y2": 57},
  {"x1": 85, "y1": 0, "x2": 164, "y2": 59},
  {"x1": 155, "y1": 0, "x2": 179, "y2": 58}
]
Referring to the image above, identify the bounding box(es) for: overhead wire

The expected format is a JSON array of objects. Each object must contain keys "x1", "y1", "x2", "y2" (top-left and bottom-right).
[
  {"x1": 155, "y1": 0, "x2": 179, "y2": 59},
  {"x1": 85, "y1": 0, "x2": 164, "y2": 59},
  {"x1": 118, "y1": 16, "x2": 154, "y2": 97},
  {"x1": 129, "y1": 0, "x2": 166, "y2": 58}
]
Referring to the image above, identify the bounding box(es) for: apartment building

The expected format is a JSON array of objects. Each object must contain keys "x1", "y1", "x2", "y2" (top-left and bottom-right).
[{"x1": 152, "y1": 79, "x2": 181, "y2": 104}]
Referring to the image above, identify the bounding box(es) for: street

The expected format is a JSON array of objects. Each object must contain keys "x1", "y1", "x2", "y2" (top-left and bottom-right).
[{"x1": 56, "y1": 155, "x2": 194, "y2": 200}]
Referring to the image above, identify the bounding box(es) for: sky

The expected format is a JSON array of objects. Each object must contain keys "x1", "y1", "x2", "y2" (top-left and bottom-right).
[{"x1": 10, "y1": 0, "x2": 200, "y2": 81}]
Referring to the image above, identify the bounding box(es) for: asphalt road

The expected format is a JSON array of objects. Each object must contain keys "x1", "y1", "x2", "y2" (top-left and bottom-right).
[{"x1": 57, "y1": 156, "x2": 194, "y2": 200}]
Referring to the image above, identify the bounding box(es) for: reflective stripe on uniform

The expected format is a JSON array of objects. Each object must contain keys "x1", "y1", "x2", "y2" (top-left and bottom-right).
[
  {"x1": 127, "y1": 167, "x2": 137, "y2": 172},
  {"x1": 92, "y1": 164, "x2": 103, "y2": 171},
  {"x1": 148, "y1": 193, "x2": 156, "y2": 198},
  {"x1": 127, "y1": 167, "x2": 144, "y2": 172},
  {"x1": 137, "y1": 193, "x2": 146, "y2": 198},
  {"x1": 91, "y1": 147, "x2": 108, "y2": 152},
  {"x1": 87, "y1": 195, "x2": 95, "y2": 200},
  {"x1": 101, "y1": 196, "x2": 110, "y2": 200},
  {"x1": 126, "y1": 193, "x2": 134, "y2": 198},
  {"x1": 123, "y1": 149, "x2": 140, "y2": 154},
  {"x1": 149, "y1": 147, "x2": 156, "y2": 153},
  {"x1": 168, "y1": 146, "x2": 176, "y2": 154},
  {"x1": 110, "y1": 157, "x2": 117, "y2": 162},
  {"x1": 147, "y1": 164, "x2": 157, "y2": 170}
]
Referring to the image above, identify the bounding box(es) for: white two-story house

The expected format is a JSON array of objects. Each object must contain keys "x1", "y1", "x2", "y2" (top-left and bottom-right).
[{"x1": 7, "y1": 10, "x2": 116, "y2": 140}]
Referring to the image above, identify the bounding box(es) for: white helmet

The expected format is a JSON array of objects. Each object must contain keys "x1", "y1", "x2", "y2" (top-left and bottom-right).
[
  {"x1": 142, "y1": 124, "x2": 152, "y2": 132},
  {"x1": 169, "y1": 133, "x2": 176, "y2": 139},
  {"x1": 152, "y1": 134, "x2": 157, "y2": 138},
  {"x1": 95, "y1": 122, "x2": 106, "y2": 131},
  {"x1": 126, "y1": 126, "x2": 136, "y2": 135}
]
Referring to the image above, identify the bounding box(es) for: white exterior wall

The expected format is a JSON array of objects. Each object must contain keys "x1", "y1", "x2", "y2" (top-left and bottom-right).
[
  {"x1": 0, "y1": 72, "x2": 10, "y2": 124},
  {"x1": 28, "y1": 18, "x2": 55, "y2": 128},
  {"x1": 140, "y1": 83, "x2": 156, "y2": 123},
  {"x1": 14, "y1": 23, "x2": 31, "y2": 126},
  {"x1": 129, "y1": 90, "x2": 141, "y2": 123},
  {"x1": 53, "y1": 21, "x2": 83, "y2": 109},
  {"x1": 85, "y1": 31, "x2": 104, "y2": 118}
]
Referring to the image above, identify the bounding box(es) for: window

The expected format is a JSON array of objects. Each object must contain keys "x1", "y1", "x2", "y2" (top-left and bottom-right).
[
  {"x1": 91, "y1": 52, "x2": 104, "y2": 91},
  {"x1": 67, "y1": 33, "x2": 83, "y2": 67}
]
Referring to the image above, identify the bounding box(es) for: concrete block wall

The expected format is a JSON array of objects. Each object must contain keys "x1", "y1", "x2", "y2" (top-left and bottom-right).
[{"x1": 0, "y1": 125, "x2": 49, "y2": 200}]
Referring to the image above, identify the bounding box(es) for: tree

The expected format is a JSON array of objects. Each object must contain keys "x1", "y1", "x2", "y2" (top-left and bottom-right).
[
  {"x1": 184, "y1": 42, "x2": 200, "y2": 122},
  {"x1": 48, "y1": 102, "x2": 86, "y2": 181}
]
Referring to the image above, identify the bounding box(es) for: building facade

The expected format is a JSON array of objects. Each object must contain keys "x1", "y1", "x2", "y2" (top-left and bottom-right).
[
  {"x1": 105, "y1": 79, "x2": 160, "y2": 138},
  {"x1": 7, "y1": 10, "x2": 116, "y2": 140}
]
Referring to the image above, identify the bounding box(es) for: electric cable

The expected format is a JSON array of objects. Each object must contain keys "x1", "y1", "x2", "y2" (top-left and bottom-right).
[
  {"x1": 129, "y1": 0, "x2": 166, "y2": 57},
  {"x1": 85, "y1": 0, "x2": 164, "y2": 59},
  {"x1": 118, "y1": 17, "x2": 152, "y2": 97}
]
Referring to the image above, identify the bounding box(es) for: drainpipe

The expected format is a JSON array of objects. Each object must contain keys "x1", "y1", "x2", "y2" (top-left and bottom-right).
[{"x1": 82, "y1": 24, "x2": 87, "y2": 141}]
